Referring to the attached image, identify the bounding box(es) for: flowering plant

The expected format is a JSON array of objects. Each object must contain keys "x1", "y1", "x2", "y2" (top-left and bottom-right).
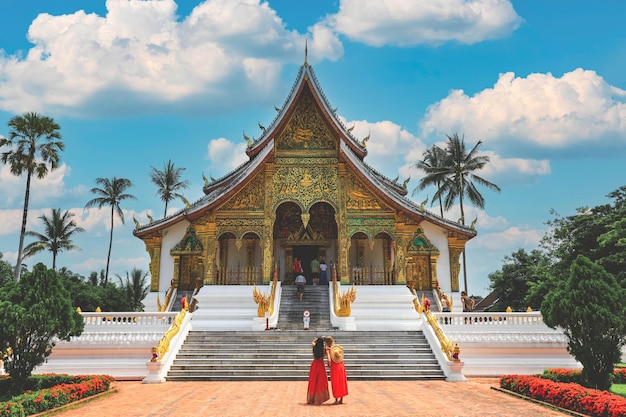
[
  {"x1": 500, "y1": 374, "x2": 626, "y2": 417},
  {"x1": 0, "y1": 374, "x2": 114, "y2": 416}
]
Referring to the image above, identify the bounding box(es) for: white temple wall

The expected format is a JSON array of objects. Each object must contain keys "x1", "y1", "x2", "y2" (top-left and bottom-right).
[
  {"x1": 421, "y1": 222, "x2": 453, "y2": 293},
  {"x1": 159, "y1": 220, "x2": 190, "y2": 291}
]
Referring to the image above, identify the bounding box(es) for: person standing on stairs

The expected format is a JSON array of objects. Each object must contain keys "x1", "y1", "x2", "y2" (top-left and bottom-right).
[
  {"x1": 310, "y1": 257, "x2": 320, "y2": 285},
  {"x1": 319, "y1": 259, "x2": 328, "y2": 285},
  {"x1": 325, "y1": 336, "x2": 348, "y2": 405},
  {"x1": 293, "y1": 257, "x2": 303, "y2": 283},
  {"x1": 307, "y1": 337, "x2": 330, "y2": 405},
  {"x1": 295, "y1": 274, "x2": 306, "y2": 301}
]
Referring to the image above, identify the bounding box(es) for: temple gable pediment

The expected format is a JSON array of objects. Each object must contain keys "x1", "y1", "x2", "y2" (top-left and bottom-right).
[
  {"x1": 171, "y1": 226, "x2": 204, "y2": 256},
  {"x1": 346, "y1": 172, "x2": 391, "y2": 212},
  {"x1": 221, "y1": 174, "x2": 265, "y2": 211},
  {"x1": 276, "y1": 86, "x2": 336, "y2": 153}
]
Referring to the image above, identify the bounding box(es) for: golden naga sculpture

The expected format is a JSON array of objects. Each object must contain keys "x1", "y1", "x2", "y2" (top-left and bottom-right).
[
  {"x1": 252, "y1": 266, "x2": 278, "y2": 317},
  {"x1": 408, "y1": 285, "x2": 460, "y2": 362},
  {"x1": 332, "y1": 267, "x2": 356, "y2": 317},
  {"x1": 425, "y1": 309, "x2": 461, "y2": 362},
  {"x1": 151, "y1": 299, "x2": 188, "y2": 362}
]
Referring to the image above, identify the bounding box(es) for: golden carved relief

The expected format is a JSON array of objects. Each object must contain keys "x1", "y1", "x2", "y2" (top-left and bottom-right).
[
  {"x1": 223, "y1": 174, "x2": 264, "y2": 210},
  {"x1": 277, "y1": 88, "x2": 336, "y2": 151},
  {"x1": 345, "y1": 172, "x2": 387, "y2": 211},
  {"x1": 273, "y1": 165, "x2": 338, "y2": 210}
]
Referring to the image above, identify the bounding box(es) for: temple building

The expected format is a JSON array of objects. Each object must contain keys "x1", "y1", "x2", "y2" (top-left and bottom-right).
[{"x1": 133, "y1": 55, "x2": 476, "y2": 296}]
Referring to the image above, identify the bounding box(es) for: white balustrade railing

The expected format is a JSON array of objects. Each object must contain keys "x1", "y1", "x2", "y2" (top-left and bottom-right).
[
  {"x1": 436, "y1": 312, "x2": 546, "y2": 327},
  {"x1": 81, "y1": 312, "x2": 178, "y2": 327}
]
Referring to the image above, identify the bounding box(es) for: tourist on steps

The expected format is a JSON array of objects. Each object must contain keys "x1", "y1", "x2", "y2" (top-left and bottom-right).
[
  {"x1": 325, "y1": 336, "x2": 348, "y2": 405},
  {"x1": 295, "y1": 274, "x2": 306, "y2": 301},
  {"x1": 307, "y1": 337, "x2": 330, "y2": 405}
]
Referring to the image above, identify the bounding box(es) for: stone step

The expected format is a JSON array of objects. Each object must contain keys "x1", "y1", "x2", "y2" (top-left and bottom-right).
[{"x1": 166, "y1": 330, "x2": 446, "y2": 381}]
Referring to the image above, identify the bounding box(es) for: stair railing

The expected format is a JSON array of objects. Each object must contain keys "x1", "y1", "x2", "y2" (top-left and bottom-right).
[
  {"x1": 333, "y1": 266, "x2": 356, "y2": 317},
  {"x1": 410, "y1": 287, "x2": 460, "y2": 362},
  {"x1": 151, "y1": 298, "x2": 189, "y2": 363},
  {"x1": 157, "y1": 280, "x2": 176, "y2": 312},
  {"x1": 252, "y1": 264, "x2": 279, "y2": 317}
]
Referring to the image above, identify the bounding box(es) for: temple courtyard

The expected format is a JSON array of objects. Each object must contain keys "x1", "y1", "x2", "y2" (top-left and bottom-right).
[{"x1": 54, "y1": 378, "x2": 567, "y2": 417}]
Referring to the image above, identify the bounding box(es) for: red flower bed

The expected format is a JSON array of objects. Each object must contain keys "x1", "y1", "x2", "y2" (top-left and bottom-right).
[
  {"x1": 500, "y1": 374, "x2": 626, "y2": 417},
  {"x1": 0, "y1": 374, "x2": 114, "y2": 416}
]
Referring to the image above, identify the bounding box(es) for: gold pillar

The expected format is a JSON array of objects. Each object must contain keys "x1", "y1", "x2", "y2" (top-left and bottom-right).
[
  {"x1": 430, "y1": 253, "x2": 439, "y2": 289},
  {"x1": 394, "y1": 224, "x2": 413, "y2": 285},
  {"x1": 196, "y1": 220, "x2": 216, "y2": 285},
  {"x1": 172, "y1": 255, "x2": 180, "y2": 288},
  {"x1": 264, "y1": 163, "x2": 275, "y2": 285},
  {"x1": 337, "y1": 163, "x2": 349, "y2": 284},
  {"x1": 144, "y1": 236, "x2": 162, "y2": 292},
  {"x1": 447, "y1": 233, "x2": 467, "y2": 292}
]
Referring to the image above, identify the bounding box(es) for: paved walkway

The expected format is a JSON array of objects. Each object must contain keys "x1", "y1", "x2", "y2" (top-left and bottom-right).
[{"x1": 54, "y1": 378, "x2": 567, "y2": 417}]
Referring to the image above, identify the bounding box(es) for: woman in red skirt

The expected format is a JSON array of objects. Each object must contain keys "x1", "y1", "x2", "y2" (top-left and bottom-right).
[
  {"x1": 325, "y1": 336, "x2": 348, "y2": 404},
  {"x1": 307, "y1": 337, "x2": 330, "y2": 405}
]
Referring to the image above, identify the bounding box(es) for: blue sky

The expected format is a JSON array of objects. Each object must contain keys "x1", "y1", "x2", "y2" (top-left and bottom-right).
[{"x1": 1, "y1": 0, "x2": 625, "y2": 296}]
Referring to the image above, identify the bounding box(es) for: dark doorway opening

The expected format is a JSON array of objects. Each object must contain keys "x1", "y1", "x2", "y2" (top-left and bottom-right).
[{"x1": 294, "y1": 245, "x2": 319, "y2": 284}]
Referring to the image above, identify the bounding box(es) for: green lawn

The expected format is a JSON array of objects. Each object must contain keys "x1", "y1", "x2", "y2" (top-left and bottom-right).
[{"x1": 612, "y1": 383, "x2": 626, "y2": 397}]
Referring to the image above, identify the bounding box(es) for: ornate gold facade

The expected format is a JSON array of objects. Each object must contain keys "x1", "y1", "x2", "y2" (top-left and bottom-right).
[{"x1": 135, "y1": 61, "x2": 476, "y2": 293}]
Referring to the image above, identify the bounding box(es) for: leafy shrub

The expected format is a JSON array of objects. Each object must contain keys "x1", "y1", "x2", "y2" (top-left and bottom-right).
[
  {"x1": 0, "y1": 374, "x2": 113, "y2": 416},
  {"x1": 501, "y1": 374, "x2": 626, "y2": 417}
]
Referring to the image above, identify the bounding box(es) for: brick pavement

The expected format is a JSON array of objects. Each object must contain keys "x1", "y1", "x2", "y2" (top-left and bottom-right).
[{"x1": 53, "y1": 378, "x2": 567, "y2": 417}]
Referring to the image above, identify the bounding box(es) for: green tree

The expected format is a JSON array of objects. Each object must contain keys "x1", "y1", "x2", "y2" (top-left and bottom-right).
[
  {"x1": 84, "y1": 177, "x2": 135, "y2": 288},
  {"x1": 56, "y1": 267, "x2": 131, "y2": 312},
  {"x1": 0, "y1": 113, "x2": 64, "y2": 281},
  {"x1": 115, "y1": 268, "x2": 150, "y2": 311},
  {"x1": 412, "y1": 144, "x2": 448, "y2": 217},
  {"x1": 150, "y1": 159, "x2": 190, "y2": 217},
  {"x1": 0, "y1": 263, "x2": 84, "y2": 393},
  {"x1": 0, "y1": 252, "x2": 14, "y2": 287},
  {"x1": 23, "y1": 208, "x2": 85, "y2": 270},
  {"x1": 488, "y1": 249, "x2": 550, "y2": 311},
  {"x1": 434, "y1": 134, "x2": 501, "y2": 292},
  {"x1": 541, "y1": 255, "x2": 626, "y2": 390}
]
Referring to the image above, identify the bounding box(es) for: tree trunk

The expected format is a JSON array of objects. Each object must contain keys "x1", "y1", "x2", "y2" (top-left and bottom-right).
[
  {"x1": 105, "y1": 205, "x2": 114, "y2": 288},
  {"x1": 15, "y1": 172, "x2": 32, "y2": 281}
]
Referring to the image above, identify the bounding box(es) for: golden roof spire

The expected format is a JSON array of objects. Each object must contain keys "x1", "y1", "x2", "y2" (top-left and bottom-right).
[{"x1": 304, "y1": 39, "x2": 308, "y2": 67}]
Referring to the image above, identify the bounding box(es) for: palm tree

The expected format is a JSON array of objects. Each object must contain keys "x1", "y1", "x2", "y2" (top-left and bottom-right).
[
  {"x1": 84, "y1": 177, "x2": 135, "y2": 288},
  {"x1": 0, "y1": 112, "x2": 64, "y2": 281},
  {"x1": 23, "y1": 208, "x2": 85, "y2": 270},
  {"x1": 412, "y1": 144, "x2": 448, "y2": 217},
  {"x1": 435, "y1": 133, "x2": 501, "y2": 292},
  {"x1": 150, "y1": 160, "x2": 190, "y2": 217},
  {"x1": 115, "y1": 268, "x2": 150, "y2": 311}
]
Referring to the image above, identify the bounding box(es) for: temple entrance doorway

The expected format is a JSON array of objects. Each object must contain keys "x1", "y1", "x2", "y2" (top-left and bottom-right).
[
  {"x1": 293, "y1": 245, "x2": 319, "y2": 285},
  {"x1": 273, "y1": 201, "x2": 337, "y2": 284}
]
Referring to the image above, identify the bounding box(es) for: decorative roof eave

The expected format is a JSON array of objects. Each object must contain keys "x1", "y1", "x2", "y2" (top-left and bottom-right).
[
  {"x1": 133, "y1": 141, "x2": 274, "y2": 239},
  {"x1": 340, "y1": 141, "x2": 477, "y2": 239},
  {"x1": 245, "y1": 63, "x2": 367, "y2": 159}
]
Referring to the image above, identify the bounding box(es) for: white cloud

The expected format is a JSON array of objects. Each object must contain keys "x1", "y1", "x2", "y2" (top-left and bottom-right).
[
  {"x1": 341, "y1": 118, "x2": 425, "y2": 182},
  {"x1": 79, "y1": 207, "x2": 140, "y2": 232},
  {"x1": 0, "y1": 0, "x2": 341, "y2": 116},
  {"x1": 206, "y1": 137, "x2": 249, "y2": 175},
  {"x1": 0, "y1": 161, "x2": 76, "y2": 207},
  {"x1": 421, "y1": 69, "x2": 626, "y2": 150},
  {"x1": 473, "y1": 226, "x2": 544, "y2": 251},
  {"x1": 342, "y1": 117, "x2": 549, "y2": 191},
  {"x1": 325, "y1": 0, "x2": 522, "y2": 47}
]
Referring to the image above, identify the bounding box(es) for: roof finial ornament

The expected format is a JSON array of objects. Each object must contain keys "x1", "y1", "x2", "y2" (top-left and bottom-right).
[
  {"x1": 304, "y1": 39, "x2": 309, "y2": 67},
  {"x1": 243, "y1": 131, "x2": 252, "y2": 148},
  {"x1": 361, "y1": 132, "x2": 370, "y2": 148}
]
